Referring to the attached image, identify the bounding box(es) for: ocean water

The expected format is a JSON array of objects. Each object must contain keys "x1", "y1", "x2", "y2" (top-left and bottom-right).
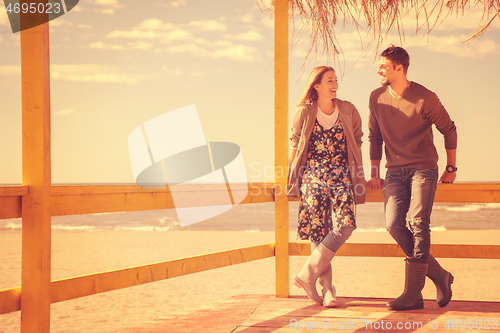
[{"x1": 1, "y1": 202, "x2": 499, "y2": 234}]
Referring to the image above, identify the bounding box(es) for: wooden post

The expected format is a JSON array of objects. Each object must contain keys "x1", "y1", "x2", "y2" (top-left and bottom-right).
[
  {"x1": 274, "y1": 0, "x2": 289, "y2": 298},
  {"x1": 20, "y1": 1, "x2": 52, "y2": 331}
]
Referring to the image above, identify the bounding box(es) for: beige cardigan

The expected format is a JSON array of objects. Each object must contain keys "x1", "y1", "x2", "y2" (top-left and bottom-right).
[{"x1": 287, "y1": 99, "x2": 367, "y2": 204}]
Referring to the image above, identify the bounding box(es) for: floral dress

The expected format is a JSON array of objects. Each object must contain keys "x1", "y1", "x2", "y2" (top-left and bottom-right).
[{"x1": 297, "y1": 118, "x2": 356, "y2": 243}]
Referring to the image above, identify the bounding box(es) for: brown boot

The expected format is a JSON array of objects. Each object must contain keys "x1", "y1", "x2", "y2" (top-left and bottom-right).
[
  {"x1": 294, "y1": 243, "x2": 336, "y2": 304},
  {"x1": 427, "y1": 254, "x2": 454, "y2": 307},
  {"x1": 387, "y1": 257, "x2": 428, "y2": 311}
]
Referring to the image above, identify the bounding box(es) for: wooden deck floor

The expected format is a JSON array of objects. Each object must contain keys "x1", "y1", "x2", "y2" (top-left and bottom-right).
[{"x1": 115, "y1": 294, "x2": 500, "y2": 332}]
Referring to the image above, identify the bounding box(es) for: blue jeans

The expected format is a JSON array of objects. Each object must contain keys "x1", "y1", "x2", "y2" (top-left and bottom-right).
[{"x1": 383, "y1": 168, "x2": 438, "y2": 258}]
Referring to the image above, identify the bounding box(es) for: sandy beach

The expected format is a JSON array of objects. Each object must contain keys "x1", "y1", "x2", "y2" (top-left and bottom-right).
[{"x1": 0, "y1": 229, "x2": 499, "y2": 333}]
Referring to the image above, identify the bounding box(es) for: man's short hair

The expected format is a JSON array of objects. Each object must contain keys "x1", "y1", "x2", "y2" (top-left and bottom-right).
[{"x1": 381, "y1": 45, "x2": 410, "y2": 74}]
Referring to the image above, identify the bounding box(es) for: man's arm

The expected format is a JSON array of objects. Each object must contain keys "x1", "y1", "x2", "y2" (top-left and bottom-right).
[
  {"x1": 438, "y1": 149, "x2": 457, "y2": 183},
  {"x1": 368, "y1": 159, "x2": 384, "y2": 190}
]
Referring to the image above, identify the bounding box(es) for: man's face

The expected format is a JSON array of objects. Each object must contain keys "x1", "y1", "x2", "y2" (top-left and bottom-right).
[{"x1": 377, "y1": 57, "x2": 398, "y2": 86}]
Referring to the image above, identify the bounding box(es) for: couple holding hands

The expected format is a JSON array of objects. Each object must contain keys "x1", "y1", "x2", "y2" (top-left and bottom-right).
[{"x1": 288, "y1": 45, "x2": 458, "y2": 311}]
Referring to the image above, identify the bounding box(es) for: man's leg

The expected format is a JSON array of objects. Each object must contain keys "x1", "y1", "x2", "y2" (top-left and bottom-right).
[
  {"x1": 385, "y1": 169, "x2": 428, "y2": 311},
  {"x1": 408, "y1": 169, "x2": 438, "y2": 258},
  {"x1": 408, "y1": 169, "x2": 454, "y2": 307},
  {"x1": 383, "y1": 169, "x2": 413, "y2": 256}
]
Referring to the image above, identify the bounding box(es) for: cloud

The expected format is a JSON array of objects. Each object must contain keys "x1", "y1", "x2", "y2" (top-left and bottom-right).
[
  {"x1": 106, "y1": 28, "x2": 193, "y2": 42},
  {"x1": 165, "y1": 41, "x2": 260, "y2": 62},
  {"x1": 53, "y1": 108, "x2": 77, "y2": 116},
  {"x1": 161, "y1": 66, "x2": 183, "y2": 75},
  {"x1": 237, "y1": 13, "x2": 253, "y2": 24},
  {"x1": 93, "y1": 18, "x2": 262, "y2": 62},
  {"x1": 212, "y1": 44, "x2": 260, "y2": 61},
  {"x1": 93, "y1": 0, "x2": 119, "y2": 6},
  {"x1": 225, "y1": 30, "x2": 265, "y2": 41},
  {"x1": 50, "y1": 64, "x2": 149, "y2": 84},
  {"x1": 127, "y1": 41, "x2": 154, "y2": 50},
  {"x1": 89, "y1": 41, "x2": 125, "y2": 50},
  {"x1": 166, "y1": 43, "x2": 210, "y2": 57},
  {"x1": 162, "y1": 0, "x2": 187, "y2": 8},
  {"x1": 49, "y1": 19, "x2": 74, "y2": 27},
  {"x1": 0, "y1": 64, "x2": 153, "y2": 83},
  {"x1": 136, "y1": 18, "x2": 172, "y2": 30},
  {"x1": 107, "y1": 29, "x2": 162, "y2": 39},
  {"x1": 83, "y1": 0, "x2": 121, "y2": 14},
  {"x1": 415, "y1": 34, "x2": 500, "y2": 58},
  {"x1": 190, "y1": 70, "x2": 204, "y2": 76},
  {"x1": 95, "y1": 8, "x2": 115, "y2": 14},
  {"x1": 187, "y1": 20, "x2": 226, "y2": 32}
]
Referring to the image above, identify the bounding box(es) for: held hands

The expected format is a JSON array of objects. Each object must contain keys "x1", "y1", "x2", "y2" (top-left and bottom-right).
[
  {"x1": 368, "y1": 177, "x2": 384, "y2": 191},
  {"x1": 439, "y1": 170, "x2": 456, "y2": 184}
]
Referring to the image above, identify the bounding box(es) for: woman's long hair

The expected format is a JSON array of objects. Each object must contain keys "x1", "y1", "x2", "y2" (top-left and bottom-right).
[{"x1": 296, "y1": 66, "x2": 335, "y2": 106}]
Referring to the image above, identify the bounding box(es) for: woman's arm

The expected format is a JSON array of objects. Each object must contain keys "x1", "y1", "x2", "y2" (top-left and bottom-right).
[{"x1": 351, "y1": 104, "x2": 364, "y2": 147}]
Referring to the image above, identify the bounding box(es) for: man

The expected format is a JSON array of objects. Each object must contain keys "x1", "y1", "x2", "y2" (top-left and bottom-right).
[{"x1": 368, "y1": 45, "x2": 457, "y2": 311}]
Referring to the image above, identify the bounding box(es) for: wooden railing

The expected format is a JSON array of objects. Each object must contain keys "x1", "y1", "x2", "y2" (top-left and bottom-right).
[
  {"x1": 0, "y1": 183, "x2": 274, "y2": 219},
  {"x1": 1, "y1": 183, "x2": 500, "y2": 316}
]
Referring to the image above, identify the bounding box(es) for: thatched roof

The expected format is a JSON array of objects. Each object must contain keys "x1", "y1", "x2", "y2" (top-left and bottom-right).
[{"x1": 263, "y1": 0, "x2": 499, "y2": 69}]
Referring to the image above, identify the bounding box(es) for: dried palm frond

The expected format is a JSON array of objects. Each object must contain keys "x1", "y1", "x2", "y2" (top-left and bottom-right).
[{"x1": 260, "y1": 0, "x2": 500, "y2": 71}]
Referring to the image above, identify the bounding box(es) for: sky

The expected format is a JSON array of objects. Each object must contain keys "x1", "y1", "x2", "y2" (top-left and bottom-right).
[{"x1": 1, "y1": 0, "x2": 500, "y2": 185}]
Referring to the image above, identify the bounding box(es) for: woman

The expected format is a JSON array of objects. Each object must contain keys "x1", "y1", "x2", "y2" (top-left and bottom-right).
[{"x1": 288, "y1": 66, "x2": 366, "y2": 307}]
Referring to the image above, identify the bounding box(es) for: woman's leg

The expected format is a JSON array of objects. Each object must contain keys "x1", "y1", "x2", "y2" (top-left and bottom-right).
[
  {"x1": 317, "y1": 179, "x2": 357, "y2": 307},
  {"x1": 311, "y1": 241, "x2": 336, "y2": 307},
  {"x1": 294, "y1": 180, "x2": 332, "y2": 304},
  {"x1": 294, "y1": 242, "x2": 335, "y2": 304}
]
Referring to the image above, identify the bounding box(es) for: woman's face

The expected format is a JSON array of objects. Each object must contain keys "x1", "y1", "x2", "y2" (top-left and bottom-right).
[{"x1": 314, "y1": 70, "x2": 338, "y2": 100}]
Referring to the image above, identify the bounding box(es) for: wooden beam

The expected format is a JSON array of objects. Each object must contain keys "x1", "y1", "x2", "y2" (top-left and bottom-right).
[
  {"x1": 287, "y1": 183, "x2": 500, "y2": 203},
  {"x1": 1, "y1": 183, "x2": 499, "y2": 219},
  {"x1": 0, "y1": 186, "x2": 29, "y2": 197},
  {"x1": 274, "y1": 0, "x2": 290, "y2": 298},
  {"x1": 434, "y1": 183, "x2": 500, "y2": 203},
  {"x1": 50, "y1": 243, "x2": 275, "y2": 304},
  {"x1": 429, "y1": 244, "x2": 500, "y2": 259},
  {"x1": 0, "y1": 243, "x2": 275, "y2": 314},
  {"x1": 51, "y1": 183, "x2": 274, "y2": 216},
  {"x1": 0, "y1": 196, "x2": 23, "y2": 219},
  {"x1": 20, "y1": 1, "x2": 51, "y2": 331},
  {"x1": 0, "y1": 183, "x2": 275, "y2": 219},
  {"x1": 0, "y1": 186, "x2": 27, "y2": 219},
  {"x1": 0, "y1": 287, "x2": 22, "y2": 315},
  {"x1": 289, "y1": 242, "x2": 500, "y2": 259}
]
